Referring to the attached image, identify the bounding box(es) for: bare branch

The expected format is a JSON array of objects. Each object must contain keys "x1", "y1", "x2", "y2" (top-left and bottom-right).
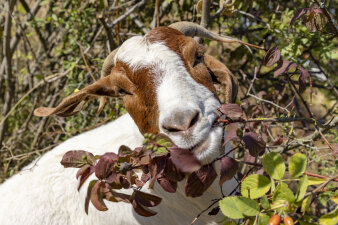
[{"x1": 0, "y1": 0, "x2": 16, "y2": 147}]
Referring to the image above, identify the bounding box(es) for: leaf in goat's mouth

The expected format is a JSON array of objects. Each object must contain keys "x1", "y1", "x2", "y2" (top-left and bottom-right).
[{"x1": 169, "y1": 147, "x2": 201, "y2": 173}]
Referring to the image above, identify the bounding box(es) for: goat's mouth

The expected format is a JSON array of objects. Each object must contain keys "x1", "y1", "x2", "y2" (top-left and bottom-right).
[
  {"x1": 188, "y1": 136, "x2": 211, "y2": 155},
  {"x1": 188, "y1": 124, "x2": 223, "y2": 165}
]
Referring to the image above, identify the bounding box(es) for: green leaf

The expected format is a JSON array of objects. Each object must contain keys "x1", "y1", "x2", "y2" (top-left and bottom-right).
[
  {"x1": 289, "y1": 153, "x2": 307, "y2": 178},
  {"x1": 273, "y1": 182, "x2": 295, "y2": 204},
  {"x1": 262, "y1": 152, "x2": 285, "y2": 180},
  {"x1": 241, "y1": 174, "x2": 271, "y2": 199},
  {"x1": 296, "y1": 175, "x2": 308, "y2": 202},
  {"x1": 308, "y1": 177, "x2": 327, "y2": 185},
  {"x1": 219, "y1": 196, "x2": 260, "y2": 219},
  {"x1": 319, "y1": 208, "x2": 338, "y2": 225},
  {"x1": 301, "y1": 196, "x2": 312, "y2": 213},
  {"x1": 260, "y1": 195, "x2": 270, "y2": 209},
  {"x1": 258, "y1": 213, "x2": 270, "y2": 225}
]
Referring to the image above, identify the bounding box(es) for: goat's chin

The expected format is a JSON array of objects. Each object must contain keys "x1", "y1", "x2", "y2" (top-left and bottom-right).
[{"x1": 192, "y1": 126, "x2": 223, "y2": 165}]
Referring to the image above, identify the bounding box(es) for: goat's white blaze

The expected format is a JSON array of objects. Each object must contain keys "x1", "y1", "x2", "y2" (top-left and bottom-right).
[{"x1": 115, "y1": 36, "x2": 223, "y2": 164}]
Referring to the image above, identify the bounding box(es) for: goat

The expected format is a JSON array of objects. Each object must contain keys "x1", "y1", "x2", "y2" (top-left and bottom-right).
[{"x1": 0, "y1": 22, "x2": 241, "y2": 225}]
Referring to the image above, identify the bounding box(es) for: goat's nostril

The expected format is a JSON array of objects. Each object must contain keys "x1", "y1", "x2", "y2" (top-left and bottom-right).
[
  {"x1": 188, "y1": 112, "x2": 199, "y2": 129},
  {"x1": 165, "y1": 127, "x2": 181, "y2": 133}
]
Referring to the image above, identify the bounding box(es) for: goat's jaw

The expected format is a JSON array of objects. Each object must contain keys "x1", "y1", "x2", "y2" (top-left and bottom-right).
[{"x1": 187, "y1": 125, "x2": 223, "y2": 165}]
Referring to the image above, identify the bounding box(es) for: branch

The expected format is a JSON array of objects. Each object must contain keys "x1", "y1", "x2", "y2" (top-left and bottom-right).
[
  {"x1": 155, "y1": 0, "x2": 160, "y2": 27},
  {"x1": 304, "y1": 175, "x2": 338, "y2": 198},
  {"x1": 287, "y1": 76, "x2": 336, "y2": 155},
  {"x1": 218, "y1": 117, "x2": 316, "y2": 124},
  {"x1": 18, "y1": 0, "x2": 49, "y2": 56},
  {"x1": 0, "y1": 29, "x2": 104, "y2": 129},
  {"x1": 304, "y1": 171, "x2": 338, "y2": 182},
  {"x1": 0, "y1": 0, "x2": 16, "y2": 147},
  {"x1": 108, "y1": 0, "x2": 146, "y2": 28},
  {"x1": 200, "y1": 0, "x2": 211, "y2": 28},
  {"x1": 130, "y1": 13, "x2": 149, "y2": 34},
  {"x1": 0, "y1": 0, "x2": 42, "y2": 93},
  {"x1": 284, "y1": 116, "x2": 338, "y2": 152}
]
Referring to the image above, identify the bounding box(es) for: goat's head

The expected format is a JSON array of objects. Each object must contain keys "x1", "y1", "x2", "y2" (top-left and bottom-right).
[{"x1": 34, "y1": 22, "x2": 239, "y2": 165}]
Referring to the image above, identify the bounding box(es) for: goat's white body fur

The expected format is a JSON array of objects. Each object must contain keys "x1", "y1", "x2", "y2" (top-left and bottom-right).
[{"x1": 0, "y1": 114, "x2": 236, "y2": 225}]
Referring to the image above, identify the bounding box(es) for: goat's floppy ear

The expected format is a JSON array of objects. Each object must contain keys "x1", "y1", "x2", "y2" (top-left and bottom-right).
[
  {"x1": 34, "y1": 75, "x2": 119, "y2": 117},
  {"x1": 203, "y1": 54, "x2": 238, "y2": 103}
]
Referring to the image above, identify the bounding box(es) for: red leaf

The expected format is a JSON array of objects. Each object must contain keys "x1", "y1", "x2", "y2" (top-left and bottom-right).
[
  {"x1": 290, "y1": 8, "x2": 309, "y2": 27},
  {"x1": 163, "y1": 158, "x2": 185, "y2": 182},
  {"x1": 90, "y1": 181, "x2": 108, "y2": 211},
  {"x1": 224, "y1": 123, "x2": 239, "y2": 144},
  {"x1": 133, "y1": 190, "x2": 162, "y2": 207},
  {"x1": 102, "y1": 152, "x2": 119, "y2": 161},
  {"x1": 78, "y1": 166, "x2": 94, "y2": 191},
  {"x1": 264, "y1": 46, "x2": 281, "y2": 67},
  {"x1": 76, "y1": 164, "x2": 91, "y2": 179},
  {"x1": 304, "y1": 6, "x2": 328, "y2": 32},
  {"x1": 61, "y1": 150, "x2": 95, "y2": 168},
  {"x1": 85, "y1": 180, "x2": 97, "y2": 214},
  {"x1": 219, "y1": 157, "x2": 239, "y2": 186},
  {"x1": 149, "y1": 155, "x2": 167, "y2": 178},
  {"x1": 108, "y1": 190, "x2": 131, "y2": 203},
  {"x1": 157, "y1": 175, "x2": 177, "y2": 193},
  {"x1": 169, "y1": 147, "x2": 201, "y2": 173},
  {"x1": 242, "y1": 132, "x2": 266, "y2": 157},
  {"x1": 298, "y1": 67, "x2": 310, "y2": 93},
  {"x1": 219, "y1": 104, "x2": 243, "y2": 119},
  {"x1": 95, "y1": 155, "x2": 115, "y2": 180},
  {"x1": 118, "y1": 145, "x2": 132, "y2": 156},
  {"x1": 105, "y1": 171, "x2": 118, "y2": 183},
  {"x1": 132, "y1": 199, "x2": 157, "y2": 217},
  {"x1": 274, "y1": 60, "x2": 297, "y2": 78},
  {"x1": 185, "y1": 164, "x2": 217, "y2": 197}
]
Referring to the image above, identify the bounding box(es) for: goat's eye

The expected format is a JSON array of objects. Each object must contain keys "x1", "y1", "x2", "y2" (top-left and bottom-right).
[
  {"x1": 193, "y1": 55, "x2": 204, "y2": 67},
  {"x1": 118, "y1": 88, "x2": 132, "y2": 96}
]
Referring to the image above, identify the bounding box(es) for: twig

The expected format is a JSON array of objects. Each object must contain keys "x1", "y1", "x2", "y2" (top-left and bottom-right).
[
  {"x1": 304, "y1": 175, "x2": 338, "y2": 198},
  {"x1": 309, "y1": 52, "x2": 338, "y2": 99},
  {"x1": 0, "y1": 0, "x2": 42, "y2": 92},
  {"x1": 304, "y1": 171, "x2": 338, "y2": 182},
  {"x1": 18, "y1": 0, "x2": 49, "y2": 56},
  {"x1": 0, "y1": 35, "x2": 102, "y2": 128},
  {"x1": 218, "y1": 116, "x2": 315, "y2": 124},
  {"x1": 108, "y1": 0, "x2": 146, "y2": 28},
  {"x1": 130, "y1": 13, "x2": 149, "y2": 33},
  {"x1": 98, "y1": 17, "x2": 118, "y2": 51},
  {"x1": 0, "y1": 0, "x2": 16, "y2": 147},
  {"x1": 77, "y1": 42, "x2": 96, "y2": 82},
  {"x1": 247, "y1": 93, "x2": 290, "y2": 113},
  {"x1": 284, "y1": 116, "x2": 338, "y2": 152},
  {"x1": 200, "y1": 0, "x2": 211, "y2": 28},
  {"x1": 287, "y1": 76, "x2": 336, "y2": 155},
  {"x1": 155, "y1": 0, "x2": 160, "y2": 27}
]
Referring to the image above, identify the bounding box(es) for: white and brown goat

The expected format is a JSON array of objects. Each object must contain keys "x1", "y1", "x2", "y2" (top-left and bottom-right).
[{"x1": 0, "y1": 22, "x2": 240, "y2": 225}]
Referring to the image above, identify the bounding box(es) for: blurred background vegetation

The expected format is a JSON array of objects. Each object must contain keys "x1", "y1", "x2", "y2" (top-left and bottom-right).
[{"x1": 0, "y1": 0, "x2": 337, "y2": 222}]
